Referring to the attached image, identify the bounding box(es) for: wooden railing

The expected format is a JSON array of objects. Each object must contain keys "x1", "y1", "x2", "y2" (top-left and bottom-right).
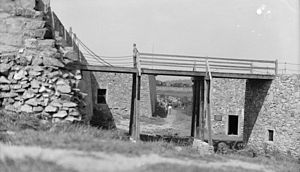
[{"x1": 139, "y1": 52, "x2": 278, "y2": 75}]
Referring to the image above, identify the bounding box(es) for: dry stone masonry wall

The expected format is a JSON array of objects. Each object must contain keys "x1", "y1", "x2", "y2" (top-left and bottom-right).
[
  {"x1": 0, "y1": 0, "x2": 86, "y2": 123},
  {"x1": 246, "y1": 75, "x2": 300, "y2": 159}
]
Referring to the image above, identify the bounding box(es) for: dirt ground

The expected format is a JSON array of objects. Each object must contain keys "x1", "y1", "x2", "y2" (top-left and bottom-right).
[
  {"x1": 114, "y1": 108, "x2": 191, "y2": 136},
  {"x1": 0, "y1": 144, "x2": 275, "y2": 172}
]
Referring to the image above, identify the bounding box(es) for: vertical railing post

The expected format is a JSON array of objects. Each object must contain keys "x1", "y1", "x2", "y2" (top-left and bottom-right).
[
  {"x1": 275, "y1": 59, "x2": 278, "y2": 75},
  {"x1": 250, "y1": 63, "x2": 253, "y2": 74},
  {"x1": 284, "y1": 62, "x2": 287, "y2": 74},
  {"x1": 69, "y1": 27, "x2": 73, "y2": 47},
  {"x1": 130, "y1": 43, "x2": 140, "y2": 141}
]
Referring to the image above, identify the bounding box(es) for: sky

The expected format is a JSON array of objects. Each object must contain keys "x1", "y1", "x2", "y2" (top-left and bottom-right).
[{"x1": 51, "y1": 0, "x2": 299, "y2": 75}]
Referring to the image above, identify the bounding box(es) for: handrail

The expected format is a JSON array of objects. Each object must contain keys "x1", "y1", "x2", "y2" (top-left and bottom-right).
[
  {"x1": 139, "y1": 52, "x2": 277, "y2": 75},
  {"x1": 140, "y1": 52, "x2": 276, "y2": 63}
]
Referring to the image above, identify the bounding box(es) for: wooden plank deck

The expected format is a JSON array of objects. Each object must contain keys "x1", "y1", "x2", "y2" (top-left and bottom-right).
[{"x1": 68, "y1": 64, "x2": 276, "y2": 80}]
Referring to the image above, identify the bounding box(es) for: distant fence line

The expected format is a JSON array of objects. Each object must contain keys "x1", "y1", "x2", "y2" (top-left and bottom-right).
[{"x1": 277, "y1": 62, "x2": 300, "y2": 74}]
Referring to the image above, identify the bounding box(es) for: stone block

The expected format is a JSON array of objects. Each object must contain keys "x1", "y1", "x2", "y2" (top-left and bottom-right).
[
  {"x1": 31, "y1": 56, "x2": 43, "y2": 66},
  {"x1": 53, "y1": 111, "x2": 68, "y2": 118},
  {"x1": 0, "y1": 33, "x2": 23, "y2": 47},
  {"x1": 14, "y1": 70, "x2": 27, "y2": 80},
  {"x1": 20, "y1": 104, "x2": 33, "y2": 113},
  {"x1": 25, "y1": 98, "x2": 38, "y2": 106},
  {"x1": 43, "y1": 56, "x2": 65, "y2": 67},
  {"x1": 33, "y1": 106, "x2": 43, "y2": 112},
  {"x1": 22, "y1": 90, "x2": 35, "y2": 99},
  {"x1": 0, "y1": 85, "x2": 10, "y2": 91},
  {"x1": 0, "y1": 45, "x2": 19, "y2": 54},
  {"x1": 192, "y1": 139, "x2": 214, "y2": 155},
  {"x1": 45, "y1": 105, "x2": 58, "y2": 112},
  {"x1": 0, "y1": 76, "x2": 11, "y2": 84},
  {"x1": 23, "y1": 28, "x2": 47, "y2": 39},
  {"x1": 24, "y1": 39, "x2": 55, "y2": 49},
  {"x1": 19, "y1": 0, "x2": 36, "y2": 10},
  {"x1": 63, "y1": 102, "x2": 77, "y2": 108},
  {"x1": 0, "y1": 63, "x2": 11, "y2": 75}
]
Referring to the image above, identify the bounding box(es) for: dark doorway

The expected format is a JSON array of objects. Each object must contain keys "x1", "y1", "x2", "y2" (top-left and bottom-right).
[
  {"x1": 97, "y1": 89, "x2": 107, "y2": 104},
  {"x1": 268, "y1": 130, "x2": 274, "y2": 141},
  {"x1": 228, "y1": 115, "x2": 238, "y2": 135}
]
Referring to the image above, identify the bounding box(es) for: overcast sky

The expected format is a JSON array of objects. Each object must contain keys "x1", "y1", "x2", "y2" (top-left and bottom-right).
[{"x1": 52, "y1": 0, "x2": 299, "y2": 74}]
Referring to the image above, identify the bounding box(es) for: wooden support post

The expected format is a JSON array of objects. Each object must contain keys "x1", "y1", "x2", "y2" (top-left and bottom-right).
[
  {"x1": 204, "y1": 80, "x2": 213, "y2": 146},
  {"x1": 135, "y1": 75, "x2": 141, "y2": 140},
  {"x1": 195, "y1": 78, "x2": 200, "y2": 138},
  {"x1": 199, "y1": 78, "x2": 205, "y2": 141},
  {"x1": 129, "y1": 73, "x2": 137, "y2": 135},
  {"x1": 191, "y1": 77, "x2": 196, "y2": 137},
  {"x1": 130, "y1": 43, "x2": 140, "y2": 141}
]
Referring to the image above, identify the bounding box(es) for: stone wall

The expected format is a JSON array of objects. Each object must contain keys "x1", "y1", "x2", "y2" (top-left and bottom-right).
[
  {"x1": 90, "y1": 72, "x2": 153, "y2": 118},
  {"x1": 246, "y1": 75, "x2": 300, "y2": 159},
  {"x1": 211, "y1": 78, "x2": 245, "y2": 137},
  {"x1": 0, "y1": 0, "x2": 86, "y2": 122}
]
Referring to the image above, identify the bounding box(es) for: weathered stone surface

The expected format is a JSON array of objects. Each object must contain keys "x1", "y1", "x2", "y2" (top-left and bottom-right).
[
  {"x1": 63, "y1": 102, "x2": 77, "y2": 108},
  {"x1": 0, "y1": 92, "x2": 18, "y2": 98},
  {"x1": 25, "y1": 39, "x2": 55, "y2": 49},
  {"x1": 247, "y1": 75, "x2": 300, "y2": 158},
  {"x1": 63, "y1": 47, "x2": 79, "y2": 61},
  {"x1": 22, "y1": 90, "x2": 35, "y2": 99},
  {"x1": 43, "y1": 56, "x2": 65, "y2": 67},
  {"x1": 31, "y1": 56, "x2": 43, "y2": 66},
  {"x1": 56, "y1": 80, "x2": 71, "y2": 93},
  {"x1": 20, "y1": 0, "x2": 36, "y2": 10},
  {"x1": 25, "y1": 98, "x2": 38, "y2": 106},
  {"x1": 20, "y1": 104, "x2": 33, "y2": 113},
  {"x1": 0, "y1": 85, "x2": 10, "y2": 91},
  {"x1": 65, "y1": 116, "x2": 79, "y2": 122},
  {"x1": 30, "y1": 80, "x2": 40, "y2": 88},
  {"x1": 13, "y1": 101, "x2": 22, "y2": 109},
  {"x1": 33, "y1": 106, "x2": 43, "y2": 112},
  {"x1": 14, "y1": 70, "x2": 27, "y2": 80},
  {"x1": 0, "y1": 63, "x2": 11, "y2": 74},
  {"x1": 24, "y1": 28, "x2": 47, "y2": 39},
  {"x1": 15, "y1": 88, "x2": 25, "y2": 93},
  {"x1": 53, "y1": 111, "x2": 68, "y2": 118},
  {"x1": 0, "y1": 33, "x2": 23, "y2": 46},
  {"x1": 69, "y1": 109, "x2": 80, "y2": 116},
  {"x1": 29, "y1": 70, "x2": 41, "y2": 76},
  {"x1": 1, "y1": 17, "x2": 45, "y2": 33},
  {"x1": 13, "y1": 7, "x2": 42, "y2": 18},
  {"x1": 0, "y1": 76, "x2": 11, "y2": 84},
  {"x1": 0, "y1": 45, "x2": 19, "y2": 54},
  {"x1": 192, "y1": 139, "x2": 214, "y2": 155},
  {"x1": 44, "y1": 105, "x2": 58, "y2": 112},
  {"x1": 50, "y1": 101, "x2": 62, "y2": 108},
  {"x1": 10, "y1": 84, "x2": 22, "y2": 90},
  {"x1": 5, "y1": 105, "x2": 15, "y2": 111}
]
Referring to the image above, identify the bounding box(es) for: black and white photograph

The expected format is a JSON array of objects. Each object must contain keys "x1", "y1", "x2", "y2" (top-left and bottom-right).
[{"x1": 0, "y1": 0, "x2": 299, "y2": 171}]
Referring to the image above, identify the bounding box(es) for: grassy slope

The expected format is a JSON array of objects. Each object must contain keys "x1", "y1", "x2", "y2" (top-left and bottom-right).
[{"x1": 0, "y1": 110, "x2": 299, "y2": 172}]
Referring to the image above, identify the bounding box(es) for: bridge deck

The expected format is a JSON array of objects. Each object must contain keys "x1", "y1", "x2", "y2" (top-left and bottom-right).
[{"x1": 69, "y1": 64, "x2": 276, "y2": 80}]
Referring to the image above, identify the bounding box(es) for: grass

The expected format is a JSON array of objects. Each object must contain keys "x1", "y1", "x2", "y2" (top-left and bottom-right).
[
  {"x1": 0, "y1": 157, "x2": 76, "y2": 172},
  {"x1": 138, "y1": 163, "x2": 262, "y2": 172},
  {"x1": 0, "y1": 109, "x2": 299, "y2": 172}
]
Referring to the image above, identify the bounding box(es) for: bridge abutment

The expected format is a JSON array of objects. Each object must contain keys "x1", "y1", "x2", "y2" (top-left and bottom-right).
[{"x1": 243, "y1": 79, "x2": 272, "y2": 143}]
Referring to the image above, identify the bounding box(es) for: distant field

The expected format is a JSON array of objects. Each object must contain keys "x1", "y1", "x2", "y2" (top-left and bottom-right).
[{"x1": 156, "y1": 86, "x2": 192, "y2": 98}]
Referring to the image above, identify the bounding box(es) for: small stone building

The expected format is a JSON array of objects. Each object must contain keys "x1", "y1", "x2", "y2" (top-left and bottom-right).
[{"x1": 209, "y1": 75, "x2": 299, "y2": 159}]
